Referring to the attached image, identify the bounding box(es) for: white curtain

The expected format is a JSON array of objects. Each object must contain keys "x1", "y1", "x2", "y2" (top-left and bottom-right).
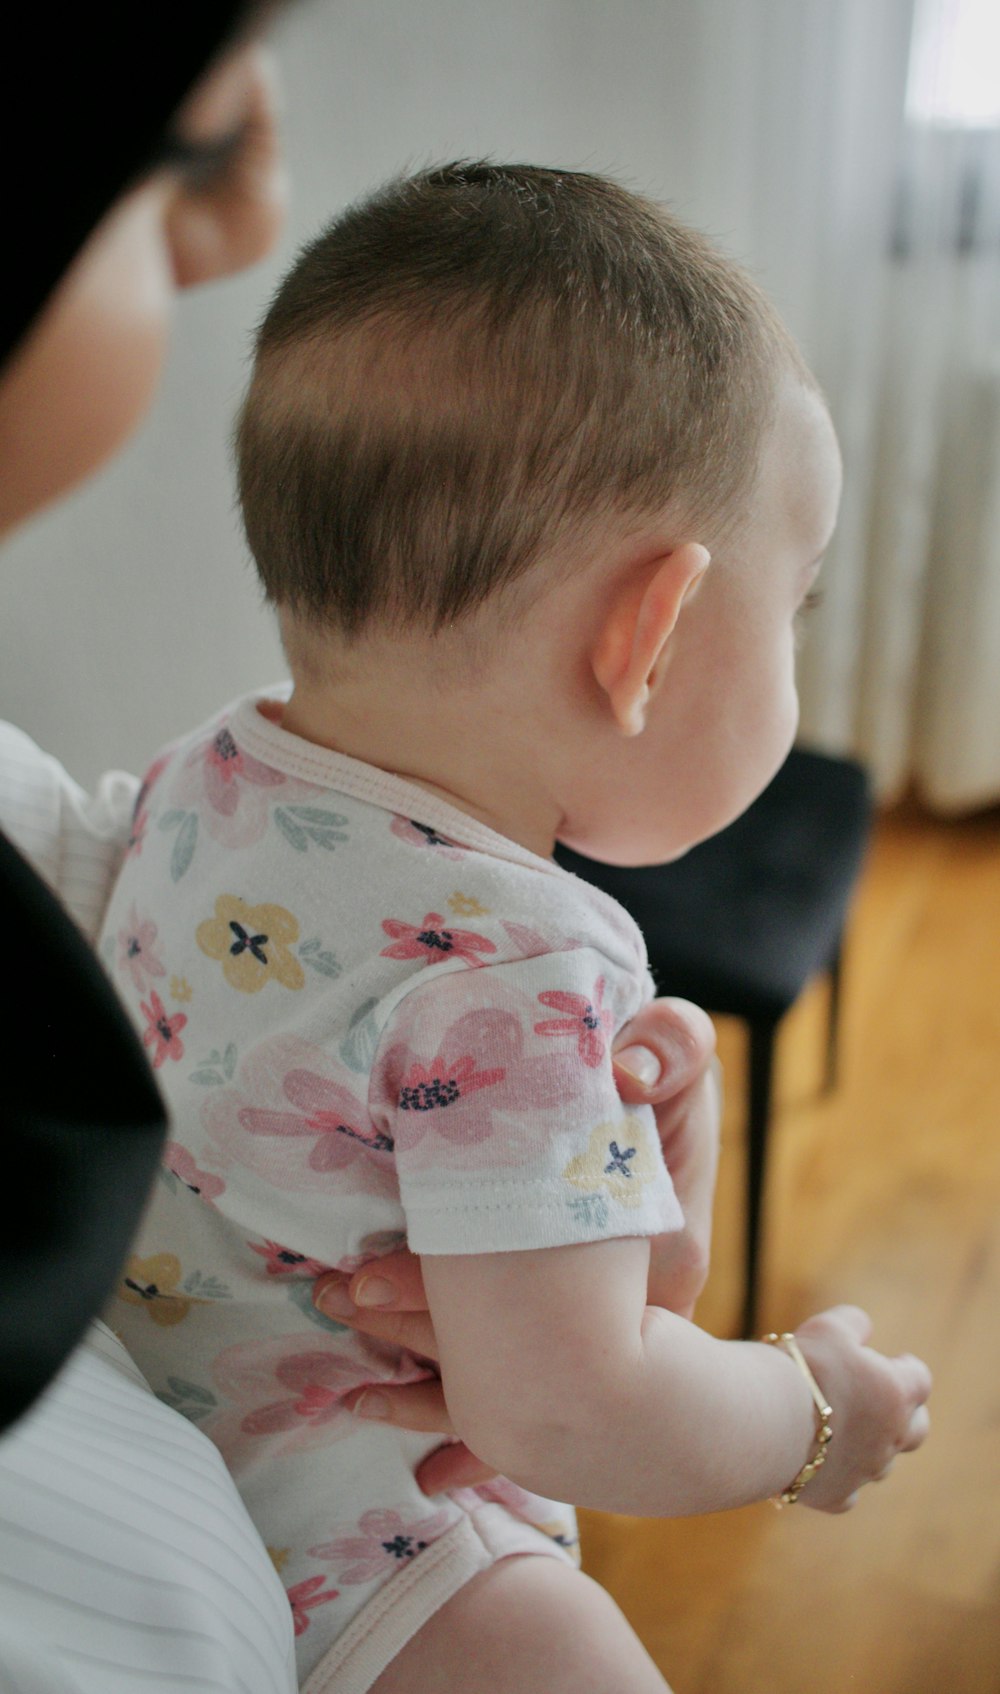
[
  {"x1": 698, "y1": 0, "x2": 1000, "y2": 810},
  {"x1": 862, "y1": 121, "x2": 1000, "y2": 808}
]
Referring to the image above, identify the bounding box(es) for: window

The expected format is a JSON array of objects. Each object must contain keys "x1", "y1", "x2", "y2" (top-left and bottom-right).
[{"x1": 907, "y1": 0, "x2": 1000, "y2": 129}]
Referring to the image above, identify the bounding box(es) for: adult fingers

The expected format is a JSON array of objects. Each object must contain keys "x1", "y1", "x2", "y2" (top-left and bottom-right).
[
  {"x1": 341, "y1": 1388, "x2": 500, "y2": 1492},
  {"x1": 416, "y1": 1442, "x2": 500, "y2": 1495},
  {"x1": 312, "y1": 1273, "x2": 440, "y2": 1361},
  {"x1": 350, "y1": 1250, "x2": 429, "y2": 1312},
  {"x1": 612, "y1": 997, "x2": 716, "y2": 1106},
  {"x1": 313, "y1": 1249, "x2": 429, "y2": 1322},
  {"x1": 341, "y1": 1380, "x2": 454, "y2": 1434}
]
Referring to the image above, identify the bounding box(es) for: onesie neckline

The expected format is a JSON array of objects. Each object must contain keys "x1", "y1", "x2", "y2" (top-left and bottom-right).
[{"x1": 231, "y1": 689, "x2": 587, "y2": 887}]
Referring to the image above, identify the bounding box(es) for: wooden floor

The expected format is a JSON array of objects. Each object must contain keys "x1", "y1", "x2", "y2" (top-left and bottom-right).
[{"x1": 579, "y1": 801, "x2": 1000, "y2": 1694}]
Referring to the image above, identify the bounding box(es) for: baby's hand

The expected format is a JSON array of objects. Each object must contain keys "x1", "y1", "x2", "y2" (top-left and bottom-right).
[{"x1": 778, "y1": 1306, "x2": 931, "y2": 1513}]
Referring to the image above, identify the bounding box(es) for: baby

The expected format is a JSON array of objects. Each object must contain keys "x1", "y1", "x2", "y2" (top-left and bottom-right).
[{"x1": 104, "y1": 163, "x2": 930, "y2": 1694}]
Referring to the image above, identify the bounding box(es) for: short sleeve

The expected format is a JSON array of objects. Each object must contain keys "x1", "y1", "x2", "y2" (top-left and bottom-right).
[
  {"x1": 0, "y1": 722, "x2": 139, "y2": 942},
  {"x1": 370, "y1": 950, "x2": 684, "y2": 1254}
]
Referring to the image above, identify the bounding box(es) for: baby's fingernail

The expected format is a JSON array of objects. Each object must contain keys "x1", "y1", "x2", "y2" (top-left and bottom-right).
[
  {"x1": 314, "y1": 1280, "x2": 354, "y2": 1320},
  {"x1": 352, "y1": 1275, "x2": 396, "y2": 1308},
  {"x1": 348, "y1": 1390, "x2": 392, "y2": 1421},
  {"x1": 614, "y1": 1045, "x2": 662, "y2": 1088}
]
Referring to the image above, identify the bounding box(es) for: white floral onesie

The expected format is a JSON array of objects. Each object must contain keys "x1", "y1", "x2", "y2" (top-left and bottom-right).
[{"x1": 101, "y1": 689, "x2": 683, "y2": 1694}]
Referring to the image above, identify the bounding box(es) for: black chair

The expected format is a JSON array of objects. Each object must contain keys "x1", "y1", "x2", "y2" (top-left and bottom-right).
[{"x1": 555, "y1": 745, "x2": 874, "y2": 1337}]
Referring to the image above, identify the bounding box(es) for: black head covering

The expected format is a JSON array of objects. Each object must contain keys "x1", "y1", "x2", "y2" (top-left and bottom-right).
[
  {"x1": 1, "y1": 1, "x2": 252, "y2": 1428},
  {"x1": 4, "y1": 3, "x2": 252, "y2": 368}
]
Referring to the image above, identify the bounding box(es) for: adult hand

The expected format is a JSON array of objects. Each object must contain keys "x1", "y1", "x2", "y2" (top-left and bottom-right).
[{"x1": 313, "y1": 995, "x2": 718, "y2": 1493}]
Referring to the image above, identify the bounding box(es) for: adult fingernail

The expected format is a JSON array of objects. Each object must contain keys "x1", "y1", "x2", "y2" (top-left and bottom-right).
[
  {"x1": 349, "y1": 1390, "x2": 391, "y2": 1421},
  {"x1": 314, "y1": 1279, "x2": 354, "y2": 1320},
  {"x1": 614, "y1": 1045, "x2": 662, "y2": 1088},
  {"x1": 353, "y1": 1275, "x2": 396, "y2": 1308}
]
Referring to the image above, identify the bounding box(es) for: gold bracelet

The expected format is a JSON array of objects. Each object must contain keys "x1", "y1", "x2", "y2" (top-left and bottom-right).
[{"x1": 762, "y1": 1332, "x2": 834, "y2": 1506}]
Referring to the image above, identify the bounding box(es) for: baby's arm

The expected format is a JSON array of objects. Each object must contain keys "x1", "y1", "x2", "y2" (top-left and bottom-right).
[{"x1": 422, "y1": 1238, "x2": 930, "y2": 1516}]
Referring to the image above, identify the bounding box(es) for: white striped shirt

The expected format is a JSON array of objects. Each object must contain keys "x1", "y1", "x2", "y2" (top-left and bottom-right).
[{"x1": 0, "y1": 724, "x2": 297, "y2": 1694}]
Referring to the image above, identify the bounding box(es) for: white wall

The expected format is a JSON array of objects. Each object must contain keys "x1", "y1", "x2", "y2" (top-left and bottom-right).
[{"x1": 0, "y1": 0, "x2": 851, "y2": 789}]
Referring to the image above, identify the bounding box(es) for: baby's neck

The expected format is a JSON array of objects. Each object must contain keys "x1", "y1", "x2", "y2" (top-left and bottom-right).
[{"x1": 279, "y1": 643, "x2": 566, "y2": 860}]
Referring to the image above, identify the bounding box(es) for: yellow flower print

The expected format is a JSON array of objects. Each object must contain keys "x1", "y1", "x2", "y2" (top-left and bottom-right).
[
  {"x1": 447, "y1": 892, "x2": 489, "y2": 918},
  {"x1": 268, "y1": 1547, "x2": 291, "y2": 1574},
  {"x1": 562, "y1": 1116, "x2": 658, "y2": 1208},
  {"x1": 119, "y1": 1253, "x2": 192, "y2": 1326},
  {"x1": 170, "y1": 975, "x2": 193, "y2": 1002},
  {"x1": 196, "y1": 895, "x2": 305, "y2": 994}
]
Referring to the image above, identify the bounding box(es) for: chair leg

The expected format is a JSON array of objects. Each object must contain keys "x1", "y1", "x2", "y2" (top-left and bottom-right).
[
  {"x1": 742, "y1": 1017, "x2": 778, "y2": 1339},
  {"x1": 824, "y1": 936, "x2": 844, "y2": 1094}
]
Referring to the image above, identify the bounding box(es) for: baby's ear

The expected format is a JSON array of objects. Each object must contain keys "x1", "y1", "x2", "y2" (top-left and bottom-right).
[{"x1": 591, "y1": 543, "x2": 710, "y2": 736}]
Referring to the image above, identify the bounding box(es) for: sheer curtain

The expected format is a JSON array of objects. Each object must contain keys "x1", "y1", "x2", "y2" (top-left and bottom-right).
[
  {"x1": 714, "y1": 0, "x2": 1000, "y2": 809},
  {"x1": 860, "y1": 1, "x2": 1000, "y2": 809}
]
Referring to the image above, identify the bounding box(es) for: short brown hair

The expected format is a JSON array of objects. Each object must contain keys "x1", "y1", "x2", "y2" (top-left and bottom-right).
[{"x1": 235, "y1": 161, "x2": 804, "y2": 638}]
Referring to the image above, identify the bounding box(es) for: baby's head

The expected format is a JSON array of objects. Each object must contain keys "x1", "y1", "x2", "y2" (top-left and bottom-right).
[{"x1": 236, "y1": 162, "x2": 840, "y2": 863}]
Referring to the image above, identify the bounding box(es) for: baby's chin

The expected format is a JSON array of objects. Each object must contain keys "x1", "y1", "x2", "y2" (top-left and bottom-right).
[
  {"x1": 556, "y1": 779, "x2": 778, "y2": 867},
  {"x1": 554, "y1": 824, "x2": 697, "y2": 870}
]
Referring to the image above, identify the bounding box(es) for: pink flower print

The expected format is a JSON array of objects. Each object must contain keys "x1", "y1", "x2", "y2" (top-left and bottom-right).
[
  {"x1": 395, "y1": 1048, "x2": 504, "y2": 1137},
  {"x1": 286, "y1": 1574, "x2": 340, "y2": 1638},
  {"x1": 249, "y1": 1239, "x2": 331, "y2": 1278},
  {"x1": 126, "y1": 753, "x2": 172, "y2": 858},
  {"x1": 501, "y1": 919, "x2": 580, "y2": 959},
  {"x1": 331, "y1": 1232, "x2": 407, "y2": 1277},
  {"x1": 389, "y1": 814, "x2": 466, "y2": 859},
  {"x1": 451, "y1": 1479, "x2": 580, "y2": 1561},
  {"x1": 371, "y1": 1006, "x2": 585, "y2": 1156},
  {"x1": 163, "y1": 1141, "x2": 225, "y2": 1206},
  {"x1": 380, "y1": 912, "x2": 496, "y2": 969},
  {"x1": 202, "y1": 1034, "x2": 394, "y2": 1196},
  {"x1": 534, "y1": 977, "x2": 614, "y2": 1068},
  {"x1": 239, "y1": 1069, "x2": 394, "y2": 1171},
  {"x1": 206, "y1": 1333, "x2": 431, "y2": 1463},
  {"x1": 140, "y1": 991, "x2": 187, "y2": 1068},
  {"x1": 309, "y1": 1506, "x2": 455, "y2": 1585},
  {"x1": 175, "y1": 720, "x2": 285, "y2": 848},
  {"x1": 240, "y1": 1352, "x2": 369, "y2": 1439},
  {"x1": 203, "y1": 724, "x2": 282, "y2": 814},
  {"x1": 126, "y1": 805, "x2": 149, "y2": 857},
  {"x1": 117, "y1": 905, "x2": 166, "y2": 994},
  {"x1": 137, "y1": 752, "x2": 170, "y2": 809}
]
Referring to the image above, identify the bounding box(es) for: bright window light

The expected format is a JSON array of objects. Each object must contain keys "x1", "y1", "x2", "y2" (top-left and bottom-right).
[{"x1": 907, "y1": 0, "x2": 1000, "y2": 127}]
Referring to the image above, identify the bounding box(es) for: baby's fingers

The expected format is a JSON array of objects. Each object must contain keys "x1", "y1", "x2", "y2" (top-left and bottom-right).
[
  {"x1": 890, "y1": 1351, "x2": 932, "y2": 1449},
  {"x1": 894, "y1": 1350, "x2": 933, "y2": 1406},
  {"x1": 798, "y1": 1303, "x2": 874, "y2": 1346},
  {"x1": 899, "y1": 1400, "x2": 931, "y2": 1453}
]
